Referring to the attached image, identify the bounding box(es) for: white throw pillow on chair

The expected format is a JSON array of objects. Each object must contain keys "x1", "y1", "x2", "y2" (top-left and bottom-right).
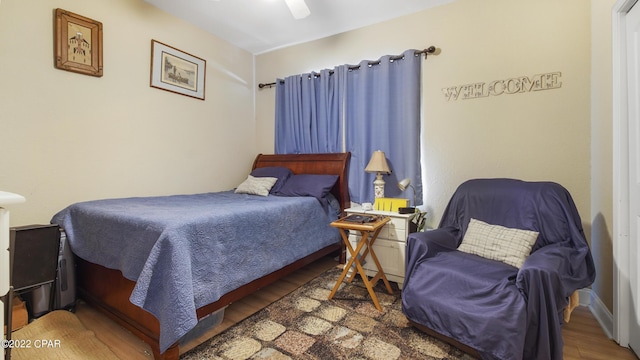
[{"x1": 458, "y1": 218, "x2": 539, "y2": 268}]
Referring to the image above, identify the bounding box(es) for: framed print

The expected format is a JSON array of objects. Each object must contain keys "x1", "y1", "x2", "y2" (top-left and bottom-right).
[
  {"x1": 54, "y1": 8, "x2": 103, "y2": 77},
  {"x1": 150, "y1": 40, "x2": 206, "y2": 100}
]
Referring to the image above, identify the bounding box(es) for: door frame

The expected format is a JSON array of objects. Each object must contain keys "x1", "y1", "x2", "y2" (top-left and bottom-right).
[{"x1": 613, "y1": 0, "x2": 638, "y2": 347}]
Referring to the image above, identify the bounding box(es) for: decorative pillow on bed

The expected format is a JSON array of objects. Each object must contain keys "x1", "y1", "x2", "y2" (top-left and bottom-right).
[
  {"x1": 458, "y1": 218, "x2": 539, "y2": 268},
  {"x1": 234, "y1": 175, "x2": 278, "y2": 196},
  {"x1": 325, "y1": 192, "x2": 342, "y2": 218},
  {"x1": 274, "y1": 174, "x2": 338, "y2": 200},
  {"x1": 250, "y1": 166, "x2": 292, "y2": 194}
]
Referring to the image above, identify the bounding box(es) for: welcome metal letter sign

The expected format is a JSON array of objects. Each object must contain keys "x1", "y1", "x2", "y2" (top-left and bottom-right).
[{"x1": 442, "y1": 72, "x2": 562, "y2": 101}]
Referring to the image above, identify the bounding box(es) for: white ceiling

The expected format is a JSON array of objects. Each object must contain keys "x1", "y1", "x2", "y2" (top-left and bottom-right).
[{"x1": 143, "y1": 0, "x2": 455, "y2": 54}]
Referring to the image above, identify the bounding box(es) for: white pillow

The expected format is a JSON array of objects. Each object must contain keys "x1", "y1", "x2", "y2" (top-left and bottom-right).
[
  {"x1": 234, "y1": 175, "x2": 278, "y2": 197},
  {"x1": 458, "y1": 218, "x2": 539, "y2": 269}
]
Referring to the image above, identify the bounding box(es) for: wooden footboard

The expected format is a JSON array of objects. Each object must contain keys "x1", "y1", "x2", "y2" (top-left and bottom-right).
[{"x1": 76, "y1": 242, "x2": 343, "y2": 360}]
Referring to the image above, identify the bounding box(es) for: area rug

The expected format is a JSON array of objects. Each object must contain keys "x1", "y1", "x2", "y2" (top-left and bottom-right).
[{"x1": 182, "y1": 267, "x2": 475, "y2": 360}]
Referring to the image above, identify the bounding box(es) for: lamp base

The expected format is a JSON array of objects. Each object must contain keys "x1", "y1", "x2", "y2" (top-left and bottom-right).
[
  {"x1": 373, "y1": 173, "x2": 385, "y2": 198},
  {"x1": 398, "y1": 207, "x2": 416, "y2": 214}
]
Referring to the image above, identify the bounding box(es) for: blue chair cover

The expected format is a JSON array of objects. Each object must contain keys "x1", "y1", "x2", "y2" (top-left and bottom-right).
[{"x1": 402, "y1": 178, "x2": 596, "y2": 360}]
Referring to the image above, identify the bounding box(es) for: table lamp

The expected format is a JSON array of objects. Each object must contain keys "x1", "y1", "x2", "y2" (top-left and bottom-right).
[
  {"x1": 365, "y1": 150, "x2": 391, "y2": 198},
  {"x1": 398, "y1": 178, "x2": 416, "y2": 214}
]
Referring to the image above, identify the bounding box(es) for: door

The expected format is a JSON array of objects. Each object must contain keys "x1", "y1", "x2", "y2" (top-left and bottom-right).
[{"x1": 627, "y1": 0, "x2": 640, "y2": 353}]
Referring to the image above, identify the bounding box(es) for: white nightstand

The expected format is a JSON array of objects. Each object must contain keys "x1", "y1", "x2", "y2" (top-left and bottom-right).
[{"x1": 344, "y1": 207, "x2": 416, "y2": 289}]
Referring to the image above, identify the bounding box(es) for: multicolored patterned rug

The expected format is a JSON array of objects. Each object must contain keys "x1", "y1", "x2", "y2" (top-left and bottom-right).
[{"x1": 182, "y1": 267, "x2": 474, "y2": 360}]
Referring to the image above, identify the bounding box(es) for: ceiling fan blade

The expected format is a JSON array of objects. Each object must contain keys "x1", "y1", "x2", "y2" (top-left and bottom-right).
[{"x1": 284, "y1": 0, "x2": 310, "y2": 19}]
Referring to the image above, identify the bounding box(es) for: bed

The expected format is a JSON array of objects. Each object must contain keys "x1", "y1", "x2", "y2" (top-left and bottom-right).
[{"x1": 50, "y1": 153, "x2": 351, "y2": 360}]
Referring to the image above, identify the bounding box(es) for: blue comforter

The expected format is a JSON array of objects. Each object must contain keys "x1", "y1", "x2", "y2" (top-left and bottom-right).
[{"x1": 51, "y1": 191, "x2": 340, "y2": 353}]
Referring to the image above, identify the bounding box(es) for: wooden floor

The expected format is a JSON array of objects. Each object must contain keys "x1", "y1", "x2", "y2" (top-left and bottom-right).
[{"x1": 72, "y1": 256, "x2": 638, "y2": 360}]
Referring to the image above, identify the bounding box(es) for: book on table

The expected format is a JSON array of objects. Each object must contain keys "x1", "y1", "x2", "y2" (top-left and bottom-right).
[{"x1": 341, "y1": 214, "x2": 378, "y2": 224}]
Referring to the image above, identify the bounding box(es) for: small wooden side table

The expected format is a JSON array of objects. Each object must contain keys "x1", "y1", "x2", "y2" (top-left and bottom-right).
[{"x1": 328, "y1": 215, "x2": 393, "y2": 311}]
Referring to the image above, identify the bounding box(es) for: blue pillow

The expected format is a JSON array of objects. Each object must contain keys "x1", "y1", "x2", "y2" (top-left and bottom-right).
[
  {"x1": 274, "y1": 174, "x2": 339, "y2": 200},
  {"x1": 250, "y1": 166, "x2": 292, "y2": 194},
  {"x1": 324, "y1": 192, "x2": 342, "y2": 218}
]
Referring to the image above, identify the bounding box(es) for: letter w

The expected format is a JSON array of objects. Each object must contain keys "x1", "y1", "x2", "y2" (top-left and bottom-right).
[{"x1": 442, "y1": 87, "x2": 462, "y2": 101}]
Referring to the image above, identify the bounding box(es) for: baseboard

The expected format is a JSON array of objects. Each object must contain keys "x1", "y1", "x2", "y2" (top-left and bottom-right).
[{"x1": 581, "y1": 288, "x2": 614, "y2": 339}]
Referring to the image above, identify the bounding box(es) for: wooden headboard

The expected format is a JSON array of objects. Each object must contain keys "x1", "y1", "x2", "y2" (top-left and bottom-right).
[{"x1": 252, "y1": 153, "x2": 351, "y2": 211}]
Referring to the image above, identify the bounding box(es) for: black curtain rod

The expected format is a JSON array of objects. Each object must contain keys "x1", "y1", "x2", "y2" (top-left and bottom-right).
[{"x1": 258, "y1": 46, "x2": 437, "y2": 89}]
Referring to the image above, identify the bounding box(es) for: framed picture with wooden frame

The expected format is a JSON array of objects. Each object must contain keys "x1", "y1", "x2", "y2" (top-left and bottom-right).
[
  {"x1": 54, "y1": 8, "x2": 103, "y2": 77},
  {"x1": 150, "y1": 40, "x2": 206, "y2": 100}
]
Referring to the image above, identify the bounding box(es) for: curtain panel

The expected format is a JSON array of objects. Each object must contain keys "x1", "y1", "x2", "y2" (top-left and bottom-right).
[
  {"x1": 275, "y1": 68, "x2": 344, "y2": 154},
  {"x1": 274, "y1": 49, "x2": 423, "y2": 205},
  {"x1": 345, "y1": 49, "x2": 422, "y2": 204}
]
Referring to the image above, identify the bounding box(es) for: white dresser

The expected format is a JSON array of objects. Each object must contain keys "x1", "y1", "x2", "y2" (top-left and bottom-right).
[{"x1": 344, "y1": 207, "x2": 416, "y2": 289}]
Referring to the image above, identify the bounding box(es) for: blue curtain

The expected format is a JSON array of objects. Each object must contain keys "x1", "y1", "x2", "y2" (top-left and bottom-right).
[
  {"x1": 275, "y1": 68, "x2": 344, "y2": 153},
  {"x1": 346, "y1": 49, "x2": 423, "y2": 205},
  {"x1": 274, "y1": 50, "x2": 422, "y2": 205}
]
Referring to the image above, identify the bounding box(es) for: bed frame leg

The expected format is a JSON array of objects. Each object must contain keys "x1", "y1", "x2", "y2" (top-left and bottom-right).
[{"x1": 154, "y1": 343, "x2": 179, "y2": 360}]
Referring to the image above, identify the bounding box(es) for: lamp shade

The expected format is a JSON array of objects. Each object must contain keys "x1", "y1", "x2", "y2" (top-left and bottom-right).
[
  {"x1": 365, "y1": 150, "x2": 391, "y2": 174},
  {"x1": 398, "y1": 178, "x2": 411, "y2": 191},
  {"x1": 0, "y1": 191, "x2": 26, "y2": 206},
  {"x1": 397, "y1": 178, "x2": 417, "y2": 212}
]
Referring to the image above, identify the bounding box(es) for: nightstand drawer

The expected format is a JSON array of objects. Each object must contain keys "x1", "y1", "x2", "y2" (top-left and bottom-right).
[
  {"x1": 387, "y1": 217, "x2": 408, "y2": 230},
  {"x1": 361, "y1": 238, "x2": 406, "y2": 278},
  {"x1": 346, "y1": 218, "x2": 410, "y2": 242},
  {"x1": 343, "y1": 208, "x2": 417, "y2": 287},
  {"x1": 386, "y1": 226, "x2": 407, "y2": 241},
  {"x1": 347, "y1": 236, "x2": 406, "y2": 278}
]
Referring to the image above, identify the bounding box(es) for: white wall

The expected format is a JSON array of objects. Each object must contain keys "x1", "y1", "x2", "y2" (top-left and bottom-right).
[
  {"x1": 0, "y1": 0, "x2": 256, "y2": 225},
  {"x1": 256, "y1": 0, "x2": 591, "y2": 231},
  {"x1": 591, "y1": 0, "x2": 617, "y2": 316}
]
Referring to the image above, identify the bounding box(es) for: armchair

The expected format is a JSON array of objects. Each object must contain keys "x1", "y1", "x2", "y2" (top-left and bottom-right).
[{"x1": 402, "y1": 179, "x2": 595, "y2": 360}]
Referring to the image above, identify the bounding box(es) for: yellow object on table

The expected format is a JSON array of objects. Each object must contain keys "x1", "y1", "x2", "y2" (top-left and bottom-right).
[{"x1": 374, "y1": 198, "x2": 409, "y2": 212}]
